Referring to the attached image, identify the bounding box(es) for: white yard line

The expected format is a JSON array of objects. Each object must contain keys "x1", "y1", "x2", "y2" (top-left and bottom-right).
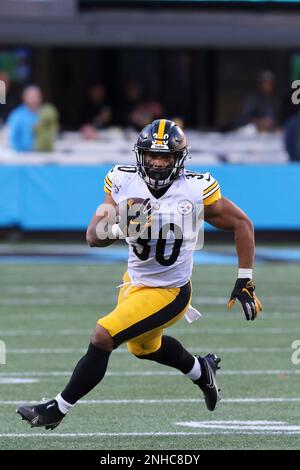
[
  {"x1": 175, "y1": 422, "x2": 300, "y2": 431},
  {"x1": 0, "y1": 330, "x2": 92, "y2": 336},
  {"x1": 0, "y1": 378, "x2": 39, "y2": 384},
  {"x1": 193, "y1": 296, "x2": 300, "y2": 305},
  {"x1": 1, "y1": 398, "x2": 300, "y2": 405},
  {"x1": 0, "y1": 370, "x2": 299, "y2": 377},
  {"x1": 6, "y1": 348, "x2": 88, "y2": 354},
  {"x1": 4, "y1": 313, "x2": 300, "y2": 322},
  {"x1": 1, "y1": 430, "x2": 300, "y2": 437},
  {"x1": 1, "y1": 327, "x2": 299, "y2": 336},
  {"x1": 5, "y1": 346, "x2": 293, "y2": 354},
  {"x1": 1, "y1": 295, "x2": 300, "y2": 308},
  {"x1": 172, "y1": 327, "x2": 300, "y2": 334},
  {"x1": 2, "y1": 293, "x2": 300, "y2": 303}
]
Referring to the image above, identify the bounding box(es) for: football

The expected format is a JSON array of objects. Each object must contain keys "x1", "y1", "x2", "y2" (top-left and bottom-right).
[{"x1": 116, "y1": 197, "x2": 151, "y2": 237}]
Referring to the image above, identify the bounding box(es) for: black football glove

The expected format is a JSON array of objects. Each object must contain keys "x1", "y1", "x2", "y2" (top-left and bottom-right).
[{"x1": 227, "y1": 278, "x2": 263, "y2": 321}]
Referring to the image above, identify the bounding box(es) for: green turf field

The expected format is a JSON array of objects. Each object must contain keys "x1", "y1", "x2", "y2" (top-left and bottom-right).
[{"x1": 0, "y1": 260, "x2": 300, "y2": 450}]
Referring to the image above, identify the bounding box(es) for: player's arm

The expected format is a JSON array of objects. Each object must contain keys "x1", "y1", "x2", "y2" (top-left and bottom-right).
[
  {"x1": 204, "y1": 196, "x2": 254, "y2": 269},
  {"x1": 86, "y1": 193, "x2": 117, "y2": 248},
  {"x1": 204, "y1": 196, "x2": 262, "y2": 320}
]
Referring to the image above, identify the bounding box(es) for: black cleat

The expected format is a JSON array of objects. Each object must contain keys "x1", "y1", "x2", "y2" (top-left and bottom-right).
[
  {"x1": 16, "y1": 399, "x2": 65, "y2": 430},
  {"x1": 193, "y1": 353, "x2": 221, "y2": 411}
]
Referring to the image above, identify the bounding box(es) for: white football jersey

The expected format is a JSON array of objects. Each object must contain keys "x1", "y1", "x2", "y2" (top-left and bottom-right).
[{"x1": 104, "y1": 165, "x2": 221, "y2": 288}]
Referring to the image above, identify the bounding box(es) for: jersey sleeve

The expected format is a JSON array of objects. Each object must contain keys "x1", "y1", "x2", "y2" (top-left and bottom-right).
[
  {"x1": 202, "y1": 173, "x2": 221, "y2": 206},
  {"x1": 103, "y1": 167, "x2": 115, "y2": 196}
]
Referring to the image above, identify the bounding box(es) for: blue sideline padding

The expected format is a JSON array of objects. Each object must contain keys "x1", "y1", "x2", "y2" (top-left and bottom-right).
[{"x1": 0, "y1": 163, "x2": 299, "y2": 230}]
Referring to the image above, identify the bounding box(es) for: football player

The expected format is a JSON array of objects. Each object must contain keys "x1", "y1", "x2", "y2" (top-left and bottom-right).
[{"x1": 17, "y1": 119, "x2": 262, "y2": 430}]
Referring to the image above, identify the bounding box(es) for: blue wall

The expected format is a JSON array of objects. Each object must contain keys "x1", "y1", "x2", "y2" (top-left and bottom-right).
[{"x1": 0, "y1": 164, "x2": 299, "y2": 230}]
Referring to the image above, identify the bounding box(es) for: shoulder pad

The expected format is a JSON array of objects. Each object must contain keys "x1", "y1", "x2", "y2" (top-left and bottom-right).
[
  {"x1": 104, "y1": 165, "x2": 137, "y2": 196},
  {"x1": 184, "y1": 170, "x2": 204, "y2": 180},
  {"x1": 114, "y1": 165, "x2": 137, "y2": 174}
]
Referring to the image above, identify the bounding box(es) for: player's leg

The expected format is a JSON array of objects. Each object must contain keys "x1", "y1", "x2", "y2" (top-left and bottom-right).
[
  {"x1": 16, "y1": 276, "x2": 207, "y2": 428},
  {"x1": 100, "y1": 279, "x2": 192, "y2": 348},
  {"x1": 58, "y1": 275, "x2": 187, "y2": 410},
  {"x1": 49, "y1": 279, "x2": 190, "y2": 424},
  {"x1": 16, "y1": 273, "x2": 183, "y2": 429},
  {"x1": 57, "y1": 324, "x2": 113, "y2": 404},
  {"x1": 128, "y1": 314, "x2": 221, "y2": 411},
  {"x1": 129, "y1": 333, "x2": 195, "y2": 373},
  {"x1": 59, "y1": 272, "x2": 135, "y2": 404},
  {"x1": 16, "y1": 323, "x2": 114, "y2": 429},
  {"x1": 16, "y1": 275, "x2": 134, "y2": 429}
]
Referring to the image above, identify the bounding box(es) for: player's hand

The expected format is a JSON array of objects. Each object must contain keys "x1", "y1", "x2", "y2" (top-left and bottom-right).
[
  {"x1": 119, "y1": 198, "x2": 152, "y2": 239},
  {"x1": 127, "y1": 197, "x2": 152, "y2": 239},
  {"x1": 227, "y1": 278, "x2": 263, "y2": 321}
]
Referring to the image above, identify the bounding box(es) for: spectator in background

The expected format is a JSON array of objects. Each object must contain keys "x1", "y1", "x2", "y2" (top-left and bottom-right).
[
  {"x1": 238, "y1": 70, "x2": 279, "y2": 131},
  {"x1": 251, "y1": 109, "x2": 275, "y2": 133},
  {"x1": 119, "y1": 80, "x2": 164, "y2": 131},
  {"x1": 0, "y1": 71, "x2": 19, "y2": 127},
  {"x1": 8, "y1": 85, "x2": 42, "y2": 151},
  {"x1": 80, "y1": 83, "x2": 112, "y2": 129},
  {"x1": 118, "y1": 80, "x2": 143, "y2": 127},
  {"x1": 129, "y1": 100, "x2": 164, "y2": 131},
  {"x1": 35, "y1": 103, "x2": 59, "y2": 152}
]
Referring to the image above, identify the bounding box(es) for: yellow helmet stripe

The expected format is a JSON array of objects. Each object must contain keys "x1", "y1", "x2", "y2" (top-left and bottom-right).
[{"x1": 157, "y1": 119, "x2": 166, "y2": 141}]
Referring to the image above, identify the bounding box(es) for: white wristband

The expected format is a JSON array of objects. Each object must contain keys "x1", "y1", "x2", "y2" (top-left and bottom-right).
[
  {"x1": 111, "y1": 224, "x2": 125, "y2": 239},
  {"x1": 238, "y1": 268, "x2": 253, "y2": 279}
]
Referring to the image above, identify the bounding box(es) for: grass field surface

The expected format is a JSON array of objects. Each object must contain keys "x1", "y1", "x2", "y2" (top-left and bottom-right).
[{"x1": 0, "y1": 255, "x2": 300, "y2": 450}]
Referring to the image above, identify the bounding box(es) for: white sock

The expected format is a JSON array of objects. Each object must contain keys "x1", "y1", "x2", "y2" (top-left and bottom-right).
[
  {"x1": 185, "y1": 356, "x2": 201, "y2": 381},
  {"x1": 55, "y1": 393, "x2": 75, "y2": 415}
]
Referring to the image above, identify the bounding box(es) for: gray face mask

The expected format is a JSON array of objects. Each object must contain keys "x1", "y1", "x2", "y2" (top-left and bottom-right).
[
  {"x1": 134, "y1": 144, "x2": 188, "y2": 189},
  {"x1": 146, "y1": 166, "x2": 173, "y2": 182}
]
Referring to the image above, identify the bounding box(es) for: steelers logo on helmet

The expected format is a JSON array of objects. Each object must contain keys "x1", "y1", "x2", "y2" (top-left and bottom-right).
[{"x1": 134, "y1": 119, "x2": 188, "y2": 190}]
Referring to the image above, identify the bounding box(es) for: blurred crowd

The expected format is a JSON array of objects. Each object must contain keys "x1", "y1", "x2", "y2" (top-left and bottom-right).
[
  {"x1": 0, "y1": 73, "x2": 59, "y2": 152},
  {"x1": 0, "y1": 69, "x2": 300, "y2": 160},
  {"x1": 78, "y1": 80, "x2": 164, "y2": 140}
]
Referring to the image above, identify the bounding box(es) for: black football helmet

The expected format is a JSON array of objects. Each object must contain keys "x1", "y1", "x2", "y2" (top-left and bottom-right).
[{"x1": 134, "y1": 119, "x2": 188, "y2": 189}]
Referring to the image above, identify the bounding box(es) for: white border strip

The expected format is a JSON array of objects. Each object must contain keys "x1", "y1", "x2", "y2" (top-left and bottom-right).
[
  {"x1": 5, "y1": 346, "x2": 293, "y2": 354},
  {"x1": 2, "y1": 397, "x2": 300, "y2": 405},
  {"x1": 1, "y1": 431, "x2": 300, "y2": 437},
  {"x1": 0, "y1": 370, "x2": 299, "y2": 377},
  {"x1": 1, "y1": 328, "x2": 299, "y2": 336}
]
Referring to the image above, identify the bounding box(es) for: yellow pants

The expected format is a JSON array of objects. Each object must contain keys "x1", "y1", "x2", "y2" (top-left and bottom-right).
[{"x1": 98, "y1": 272, "x2": 192, "y2": 356}]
